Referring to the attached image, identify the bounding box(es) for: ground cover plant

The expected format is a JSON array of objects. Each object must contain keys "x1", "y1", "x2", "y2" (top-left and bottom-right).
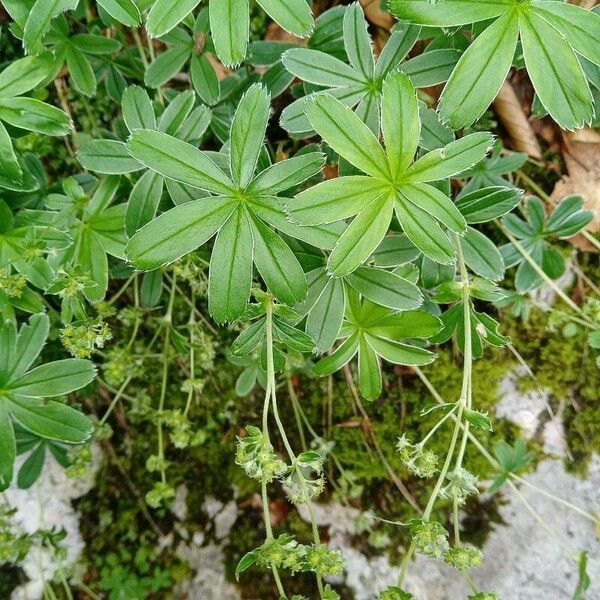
[{"x1": 0, "y1": 0, "x2": 599, "y2": 598}]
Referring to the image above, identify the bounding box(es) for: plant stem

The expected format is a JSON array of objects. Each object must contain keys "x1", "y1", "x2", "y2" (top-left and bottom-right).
[
  {"x1": 265, "y1": 300, "x2": 324, "y2": 598},
  {"x1": 398, "y1": 235, "x2": 474, "y2": 585}
]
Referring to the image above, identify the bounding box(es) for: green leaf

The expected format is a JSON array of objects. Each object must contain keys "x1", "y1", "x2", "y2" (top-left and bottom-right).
[
  {"x1": 176, "y1": 105, "x2": 212, "y2": 143},
  {"x1": 65, "y1": 45, "x2": 96, "y2": 97},
  {"x1": 248, "y1": 195, "x2": 344, "y2": 250},
  {"x1": 23, "y1": 0, "x2": 78, "y2": 54},
  {"x1": 0, "y1": 121, "x2": 21, "y2": 181},
  {"x1": 0, "y1": 98, "x2": 71, "y2": 136},
  {"x1": 461, "y1": 227, "x2": 504, "y2": 281},
  {"x1": 231, "y1": 319, "x2": 265, "y2": 357},
  {"x1": 126, "y1": 197, "x2": 237, "y2": 270},
  {"x1": 365, "y1": 333, "x2": 436, "y2": 366},
  {"x1": 158, "y1": 90, "x2": 195, "y2": 135},
  {"x1": 573, "y1": 551, "x2": 591, "y2": 600},
  {"x1": 96, "y1": 0, "x2": 141, "y2": 26},
  {"x1": 438, "y1": 9, "x2": 519, "y2": 129},
  {"x1": 520, "y1": 8, "x2": 593, "y2": 130},
  {"x1": 144, "y1": 44, "x2": 192, "y2": 88},
  {"x1": 546, "y1": 195, "x2": 592, "y2": 239},
  {"x1": 78, "y1": 140, "x2": 143, "y2": 174},
  {"x1": 235, "y1": 368, "x2": 257, "y2": 396},
  {"x1": 8, "y1": 359, "x2": 95, "y2": 397},
  {"x1": 343, "y1": 3, "x2": 374, "y2": 79},
  {"x1": 314, "y1": 332, "x2": 359, "y2": 375},
  {"x1": 210, "y1": 0, "x2": 249, "y2": 67},
  {"x1": 249, "y1": 152, "x2": 324, "y2": 195},
  {"x1": 146, "y1": 0, "x2": 202, "y2": 38},
  {"x1": 235, "y1": 550, "x2": 258, "y2": 581},
  {"x1": 306, "y1": 93, "x2": 391, "y2": 179},
  {"x1": 346, "y1": 267, "x2": 422, "y2": 311},
  {"x1": 328, "y1": 195, "x2": 394, "y2": 277},
  {"x1": 140, "y1": 270, "x2": 163, "y2": 307},
  {"x1": 374, "y1": 23, "x2": 421, "y2": 77},
  {"x1": 280, "y1": 86, "x2": 365, "y2": 136},
  {"x1": 249, "y1": 215, "x2": 307, "y2": 305},
  {"x1": 405, "y1": 133, "x2": 492, "y2": 183},
  {"x1": 191, "y1": 53, "x2": 221, "y2": 106},
  {"x1": 17, "y1": 442, "x2": 46, "y2": 489},
  {"x1": 70, "y1": 33, "x2": 122, "y2": 55},
  {"x1": 399, "y1": 182, "x2": 466, "y2": 234},
  {"x1": 0, "y1": 404, "x2": 15, "y2": 491},
  {"x1": 11, "y1": 313, "x2": 50, "y2": 382},
  {"x1": 394, "y1": 195, "x2": 454, "y2": 265},
  {"x1": 388, "y1": 0, "x2": 512, "y2": 27},
  {"x1": 0, "y1": 53, "x2": 54, "y2": 98},
  {"x1": 456, "y1": 186, "x2": 522, "y2": 223},
  {"x1": 274, "y1": 318, "x2": 314, "y2": 352},
  {"x1": 400, "y1": 49, "x2": 460, "y2": 89},
  {"x1": 209, "y1": 207, "x2": 254, "y2": 323},
  {"x1": 281, "y1": 48, "x2": 365, "y2": 87},
  {"x1": 230, "y1": 84, "x2": 270, "y2": 188},
  {"x1": 372, "y1": 234, "x2": 421, "y2": 267},
  {"x1": 126, "y1": 129, "x2": 234, "y2": 194},
  {"x1": 122, "y1": 85, "x2": 156, "y2": 131},
  {"x1": 8, "y1": 396, "x2": 92, "y2": 444},
  {"x1": 306, "y1": 277, "x2": 345, "y2": 353},
  {"x1": 531, "y1": 1, "x2": 600, "y2": 67},
  {"x1": 289, "y1": 176, "x2": 388, "y2": 225},
  {"x1": 358, "y1": 335, "x2": 381, "y2": 400},
  {"x1": 255, "y1": 0, "x2": 313, "y2": 38},
  {"x1": 76, "y1": 229, "x2": 109, "y2": 302},
  {"x1": 126, "y1": 170, "x2": 164, "y2": 236},
  {"x1": 382, "y1": 71, "x2": 420, "y2": 178},
  {"x1": 464, "y1": 408, "x2": 492, "y2": 431}
]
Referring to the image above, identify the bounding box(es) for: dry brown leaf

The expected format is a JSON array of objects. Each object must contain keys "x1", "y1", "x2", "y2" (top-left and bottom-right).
[
  {"x1": 361, "y1": 0, "x2": 394, "y2": 30},
  {"x1": 493, "y1": 81, "x2": 542, "y2": 159},
  {"x1": 265, "y1": 21, "x2": 305, "y2": 44},
  {"x1": 550, "y1": 129, "x2": 600, "y2": 250}
]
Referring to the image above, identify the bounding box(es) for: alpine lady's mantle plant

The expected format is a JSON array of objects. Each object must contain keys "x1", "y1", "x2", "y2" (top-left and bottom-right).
[{"x1": 0, "y1": 0, "x2": 599, "y2": 598}]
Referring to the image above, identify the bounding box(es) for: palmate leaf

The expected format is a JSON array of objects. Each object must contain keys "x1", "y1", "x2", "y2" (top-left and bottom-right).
[
  {"x1": 0, "y1": 315, "x2": 95, "y2": 491},
  {"x1": 291, "y1": 72, "x2": 489, "y2": 272},
  {"x1": 314, "y1": 291, "x2": 440, "y2": 399},
  {"x1": 519, "y1": 9, "x2": 593, "y2": 131},
  {"x1": 126, "y1": 85, "x2": 322, "y2": 318},
  {"x1": 389, "y1": 0, "x2": 600, "y2": 129}
]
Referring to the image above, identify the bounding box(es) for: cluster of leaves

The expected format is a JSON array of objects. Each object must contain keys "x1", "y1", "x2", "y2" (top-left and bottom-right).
[{"x1": 0, "y1": 0, "x2": 599, "y2": 597}]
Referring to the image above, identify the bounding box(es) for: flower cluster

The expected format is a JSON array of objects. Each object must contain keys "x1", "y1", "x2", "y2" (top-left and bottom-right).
[
  {"x1": 445, "y1": 545, "x2": 484, "y2": 571},
  {"x1": 468, "y1": 593, "x2": 500, "y2": 600},
  {"x1": 0, "y1": 268, "x2": 26, "y2": 297},
  {"x1": 283, "y1": 451, "x2": 325, "y2": 505},
  {"x1": 396, "y1": 435, "x2": 438, "y2": 478},
  {"x1": 61, "y1": 318, "x2": 112, "y2": 358},
  {"x1": 440, "y1": 468, "x2": 479, "y2": 505},
  {"x1": 251, "y1": 534, "x2": 344, "y2": 580},
  {"x1": 235, "y1": 426, "x2": 287, "y2": 483},
  {"x1": 408, "y1": 519, "x2": 449, "y2": 559},
  {"x1": 163, "y1": 409, "x2": 206, "y2": 449},
  {"x1": 305, "y1": 544, "x2": 344, "y2": 578},
  {"x1": 145, "y1": 481, "x2": 176, "y2": 508}
]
